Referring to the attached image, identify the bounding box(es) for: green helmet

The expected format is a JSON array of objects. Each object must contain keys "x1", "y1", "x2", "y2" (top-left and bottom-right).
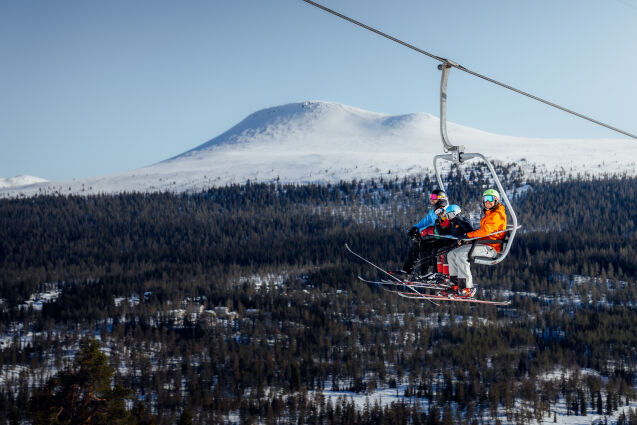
[{"x1": 482, "y1": 189, "x2": 500, "y2": 203}]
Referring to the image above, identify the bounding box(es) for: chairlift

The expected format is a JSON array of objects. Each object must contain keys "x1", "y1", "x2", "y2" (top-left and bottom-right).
[{"x1": 432, "y1": 62, "x2": 520, "y2": 265}]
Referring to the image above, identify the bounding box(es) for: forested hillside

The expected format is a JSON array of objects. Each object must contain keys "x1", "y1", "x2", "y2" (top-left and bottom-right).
[{"x1": 1, "y1": 168, "x2": 636, "y2": 424}]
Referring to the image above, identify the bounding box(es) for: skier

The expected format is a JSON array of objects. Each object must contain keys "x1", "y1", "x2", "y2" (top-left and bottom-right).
[
  {"x1": 436, "y1": 204, "x2": 474, "y2": 239},
  {"x1": 430, "y1": 204, "x2": 474, "y2": 280},
  {"x1": 395, "y1": 189, "x2": 448, "y2": 277},
  {"x1": 442, "y1": 189, "x2": 507, "y2": 298}
]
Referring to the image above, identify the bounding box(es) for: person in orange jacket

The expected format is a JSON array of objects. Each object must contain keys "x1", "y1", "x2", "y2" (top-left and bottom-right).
[{"x1": 442, "y1": 188, "x2": 507, "y2": 298}]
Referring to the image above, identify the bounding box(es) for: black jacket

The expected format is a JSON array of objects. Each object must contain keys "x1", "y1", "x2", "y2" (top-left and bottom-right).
[{"x1": 435, "y1": 215, "x2": 474, "y2": 238}]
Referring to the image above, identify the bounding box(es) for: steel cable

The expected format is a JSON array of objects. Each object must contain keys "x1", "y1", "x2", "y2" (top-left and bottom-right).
[{"x1": 301, "y1": 0, "x2": 637, "y2": 139}]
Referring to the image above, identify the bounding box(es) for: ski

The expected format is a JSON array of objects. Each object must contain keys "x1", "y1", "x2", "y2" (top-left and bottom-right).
[
  {"x1": 345, "y1": 243, "x2": 403, "y2": 282},
  {"x1": 347, "y1": 244, "x2": 450, "y2": 290},
  {"x1": 345, "y1": 244, "x2": 440, "y2": 305},
  {"x1": 394, "y1": 291, "x2": 511, "y2": 306},
  {"x1": 357, "y1": 275, "x2": 451, "y2": 290},
  {"x1": 346, "y1": 243, "x2": 511, "y2": 306}
]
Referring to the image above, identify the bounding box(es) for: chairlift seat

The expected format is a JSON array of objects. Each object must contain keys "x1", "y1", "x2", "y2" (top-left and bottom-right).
[{"x1": 468, "y1": 227, "x2": 516, "y2": 264}]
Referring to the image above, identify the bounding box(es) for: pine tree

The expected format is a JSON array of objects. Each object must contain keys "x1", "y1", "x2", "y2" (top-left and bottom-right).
[{"x1": 28, "y1": 338, "x2": 133, "y2": 425}]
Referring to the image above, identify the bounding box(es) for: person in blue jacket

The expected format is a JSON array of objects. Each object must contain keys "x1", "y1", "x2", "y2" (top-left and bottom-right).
[{"x1": 396, "y1": 189, "x2": 448, "y2": 276}]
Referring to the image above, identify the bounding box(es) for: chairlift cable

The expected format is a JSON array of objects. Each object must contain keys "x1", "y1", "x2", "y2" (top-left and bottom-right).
[
  {"x1": 301, "y1": 0, "x2": 446, "y2": 63},
  {"x1": 301, "y1": 0, "x2": 637, "y2": 139}
]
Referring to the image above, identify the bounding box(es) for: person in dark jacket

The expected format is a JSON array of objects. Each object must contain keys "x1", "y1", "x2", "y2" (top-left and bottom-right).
[
  {"x1": 431, "y1": 204, "x2": 474, "y2": 280},
  {"x1": 435, "y1": 204, "x2": 474, "y2": 239}
]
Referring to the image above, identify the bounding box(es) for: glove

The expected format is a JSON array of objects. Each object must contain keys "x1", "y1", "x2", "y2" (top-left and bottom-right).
[
  {"x1": 408, "y1": 227, "x2": 419, "y2": 238},
  {"x1": 457, "y1": 233, "x2": 468, "y2": 246},
  {"x1": 420, "y1": 227, "x2": 434, "y2": 237}
]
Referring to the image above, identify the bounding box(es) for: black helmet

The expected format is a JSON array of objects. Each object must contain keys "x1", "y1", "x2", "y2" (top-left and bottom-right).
[{"x1": 433, "y1": 198, "x2": 449, "y2": 215}]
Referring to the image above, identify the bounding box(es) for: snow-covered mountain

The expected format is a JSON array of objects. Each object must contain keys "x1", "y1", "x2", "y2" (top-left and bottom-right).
[
  {"x1": 0, "y1": 175, "x2": 47, "y2": 190},
  {"x1": 2, "y1": 101, "x2": 636, "y2": 197}
]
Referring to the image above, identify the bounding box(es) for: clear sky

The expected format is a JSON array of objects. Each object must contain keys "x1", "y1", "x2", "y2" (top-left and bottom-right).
[{"x1": 1, "y1": 0, "x2": 636, "y2": 181}]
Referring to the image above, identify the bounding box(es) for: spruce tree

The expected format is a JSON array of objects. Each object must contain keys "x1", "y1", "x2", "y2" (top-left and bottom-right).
[{"x1": 28, "y1": 338, "x2": 133, "y2": 425}]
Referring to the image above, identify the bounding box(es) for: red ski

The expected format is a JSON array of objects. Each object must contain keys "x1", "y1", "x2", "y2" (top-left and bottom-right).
[{"x1": 394, "y1": 290, "x2": 511, "y2": 306}]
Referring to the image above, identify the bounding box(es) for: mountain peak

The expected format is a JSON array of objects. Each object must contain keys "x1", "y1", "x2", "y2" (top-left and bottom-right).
[
  {"x1": 175, "y1": 101, "x2": 440, "y2": 159},
  {"x1": 2, "y1": 101, "x2": 636, "y2": 198}
]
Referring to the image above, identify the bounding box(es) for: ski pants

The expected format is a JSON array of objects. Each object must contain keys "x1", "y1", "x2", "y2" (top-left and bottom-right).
[
  {"x1": 447, "y1": 244, "x2": 498, "y2": 288},
  {"x1": 403, "y1": 237, "x2": 452, "y2": 273}
]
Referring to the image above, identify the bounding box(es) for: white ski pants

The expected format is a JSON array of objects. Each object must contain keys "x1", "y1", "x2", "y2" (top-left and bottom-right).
[{"x1": 447, "y1": 245, "x2": 498, "y2": 288}]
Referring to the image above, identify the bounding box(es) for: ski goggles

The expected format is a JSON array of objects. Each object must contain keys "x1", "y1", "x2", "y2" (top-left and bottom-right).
[
  {"x1": 482, "y1": 195, "x2": 496, "y2": 203},
  {"x1": 430, "y1": 194, "x2": 445, "y2": 200}
]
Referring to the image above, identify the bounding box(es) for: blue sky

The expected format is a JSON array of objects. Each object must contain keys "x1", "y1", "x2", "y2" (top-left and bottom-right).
[{"x1": 1, "y1": 0, "x2": 636, "y2": 181}]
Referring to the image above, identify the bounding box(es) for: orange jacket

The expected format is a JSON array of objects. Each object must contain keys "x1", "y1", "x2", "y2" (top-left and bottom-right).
[{"x1": 467, "y1": 203, "x2": 507, "y2": 252}]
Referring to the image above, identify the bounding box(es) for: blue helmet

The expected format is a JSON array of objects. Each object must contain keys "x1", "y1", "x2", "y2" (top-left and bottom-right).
[{"x1": 444, "y1": 204, "x2": 461, "y2": 220}]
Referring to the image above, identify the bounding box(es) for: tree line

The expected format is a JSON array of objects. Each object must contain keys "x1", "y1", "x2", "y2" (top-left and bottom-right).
[{"x1": 0, "y1": 170, "x2": 636, "y2": 424}]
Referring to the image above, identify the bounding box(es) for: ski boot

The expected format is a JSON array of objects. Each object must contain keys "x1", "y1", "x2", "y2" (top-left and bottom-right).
[
  {"x1": 427, "y1": 273, "x2": 450, "y2": 286},
  {"x1": 439, "y1": 277, "x2": 476, "y2": 298},
  {"x1": 440, "y1": 286, "x2": 477, "y2": 299},
  {"x1": 427, "y1": 273, "x2": 457, "y2": 286},
  {"x1": 417, "y1": 265, "x2": 439, "y2": 282}
]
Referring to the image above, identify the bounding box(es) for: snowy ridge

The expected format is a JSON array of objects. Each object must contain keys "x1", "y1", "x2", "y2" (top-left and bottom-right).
[
  {"x1": 2, "y1": 101, "x2": 637, "y2": 198},
  {"x1": 0, "y1": 175, "x2": 47, "y2": 189}
]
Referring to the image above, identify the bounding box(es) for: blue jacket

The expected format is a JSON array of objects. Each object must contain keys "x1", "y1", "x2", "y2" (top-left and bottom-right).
[{"x1": 413, "y1": 209, "x2": 437, "y2": 232}]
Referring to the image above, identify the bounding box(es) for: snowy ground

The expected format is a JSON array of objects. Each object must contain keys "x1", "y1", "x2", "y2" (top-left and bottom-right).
[
  {"x1": 237, "y1": 272, "x2": 287, "y2": 289},
  {"x1": 3, "y1": 272, "x2": 636, "y2": 424},
  {"x1": 312, "y1": 382, "x2": 637, "y2": 425}
]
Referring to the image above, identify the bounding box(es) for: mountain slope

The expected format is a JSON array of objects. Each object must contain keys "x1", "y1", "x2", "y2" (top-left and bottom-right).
[
  {"x1": 0, "y1": 175, "x2": 47, "y2": 189},
  {"x1": 2, "y1": 101, "x2": 636, "y2": 197}
]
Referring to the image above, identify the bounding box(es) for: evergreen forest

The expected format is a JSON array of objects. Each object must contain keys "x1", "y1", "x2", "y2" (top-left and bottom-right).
[{"x1": 1, "y1": 168, "x2": 637, "y2": 424}]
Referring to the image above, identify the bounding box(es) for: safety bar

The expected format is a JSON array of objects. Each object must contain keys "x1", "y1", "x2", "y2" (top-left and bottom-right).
[{"x1": 431, "y1": 225, "x2": 522, "y2": 242}]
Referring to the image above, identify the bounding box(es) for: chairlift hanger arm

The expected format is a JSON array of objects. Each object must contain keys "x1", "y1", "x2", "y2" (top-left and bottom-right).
[
  {"x1": 300, "y1": 0, "x2": 637, "y2": 139},
  {"x1": 438, "y1": 62, "x2": 461, "y2": 154}
]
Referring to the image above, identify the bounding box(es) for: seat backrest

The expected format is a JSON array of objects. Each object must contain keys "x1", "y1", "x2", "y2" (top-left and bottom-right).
[{"x1": 468, "y1": 228, "x2": 511, "y2": 263}]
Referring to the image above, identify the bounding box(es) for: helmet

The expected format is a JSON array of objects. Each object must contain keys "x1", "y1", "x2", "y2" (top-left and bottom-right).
[
  {"x1": 433, "y1": 198, "x2": 449, "y2": 215},
  {"x1": 482, "y1": 188, "x2": 500, "y2": 202},
  {"x1": 430, "y1": 189, "x2": 447, "y2": 201},
  {"x1": 444, "y1": 204, "x2": 461, "y2": 220}
]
